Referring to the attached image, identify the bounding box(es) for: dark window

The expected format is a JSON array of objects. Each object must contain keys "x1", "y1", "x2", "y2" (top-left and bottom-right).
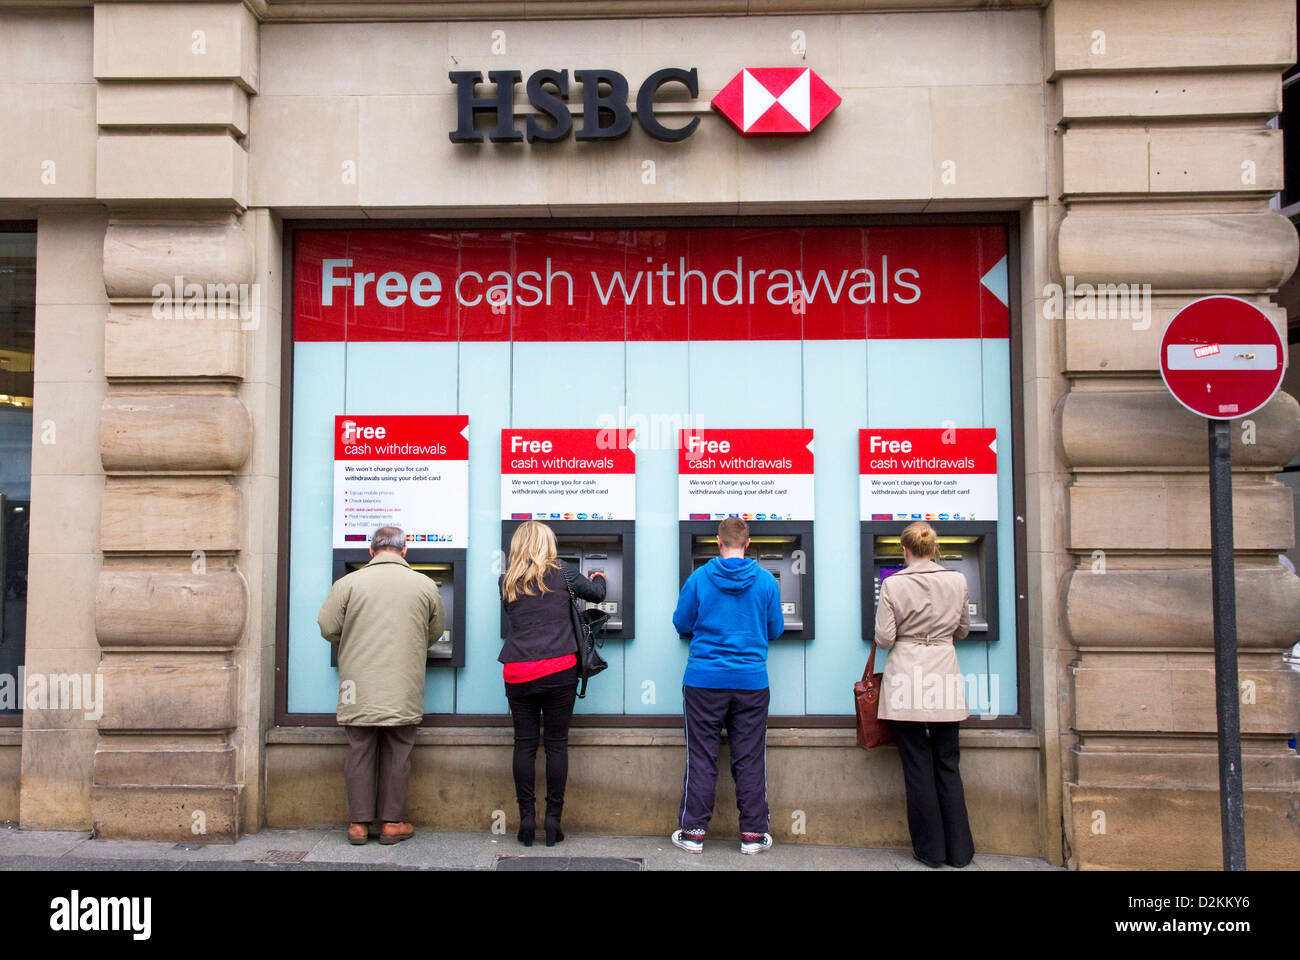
[{"x1": 0, "y1": 228, "x2": 35, "y2": 718}]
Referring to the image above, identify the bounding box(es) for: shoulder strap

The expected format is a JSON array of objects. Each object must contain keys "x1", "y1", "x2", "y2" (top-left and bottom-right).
[{"x1": 861, "y1": 644, "x2": 878, "y2": 682}]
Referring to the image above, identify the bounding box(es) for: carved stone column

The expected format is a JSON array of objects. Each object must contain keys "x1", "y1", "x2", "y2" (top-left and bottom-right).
[
  {"x1": 1048, "y1": 0, "x2": 1300, "y2": 868},
  {"x1": 88, "y1": 1, "x2": 260, "y2": 840}
]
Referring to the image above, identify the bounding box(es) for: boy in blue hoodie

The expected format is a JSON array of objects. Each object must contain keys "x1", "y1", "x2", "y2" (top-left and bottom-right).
[{"x1": 671, "y1": 517, "x2": 785, "y2": 855}]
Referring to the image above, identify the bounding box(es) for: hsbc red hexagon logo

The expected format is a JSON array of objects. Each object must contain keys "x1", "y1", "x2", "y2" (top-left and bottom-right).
[{"x1": 711, "y1": 68, "x2": 841, "y2": 136}]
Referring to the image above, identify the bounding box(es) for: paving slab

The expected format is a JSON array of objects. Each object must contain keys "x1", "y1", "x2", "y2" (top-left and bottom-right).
[
  {"x1": 0, "y1": 826, "x2": 93, "y2": 858},
  {"x1": 165, "y1": 828, "x2": 330, "y2": 863},
  {"x1": 64, "y1": 838, "x2": 179, "y2": 861},
  {"x1": 810, "y1": 845, "x2": 904, "y2": 871}
]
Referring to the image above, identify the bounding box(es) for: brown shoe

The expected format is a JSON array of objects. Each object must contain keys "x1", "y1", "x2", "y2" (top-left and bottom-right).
[
  {"x1": 378, "y1": 821, "x2": 414, "y2": 845},
  {"x1": 348, "y1": 823, "x2": 369, "y2": 846}
]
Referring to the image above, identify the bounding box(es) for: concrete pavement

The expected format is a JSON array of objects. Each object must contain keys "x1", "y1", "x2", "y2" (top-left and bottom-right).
[{"x1": 0, "y1": 823, "x2": 1061, "y2": 871}]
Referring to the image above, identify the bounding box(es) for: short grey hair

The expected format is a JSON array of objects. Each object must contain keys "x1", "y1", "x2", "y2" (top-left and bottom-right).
[{"x1": 370, "y1": 526, "x2": 406, "y2": 553}]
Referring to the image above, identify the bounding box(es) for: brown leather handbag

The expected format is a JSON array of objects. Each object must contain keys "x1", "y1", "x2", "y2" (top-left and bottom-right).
[{"x1": 854, "y1": 645, "x2": 895, "y2": 750}]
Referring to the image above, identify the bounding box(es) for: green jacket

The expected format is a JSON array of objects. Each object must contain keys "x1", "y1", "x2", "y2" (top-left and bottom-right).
[{"x1": 317, "y1": 552, "x2": 446, "y2": 726}]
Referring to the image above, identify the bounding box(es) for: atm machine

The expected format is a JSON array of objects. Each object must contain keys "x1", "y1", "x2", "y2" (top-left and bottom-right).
[
  {"x1": 500, "y1": 519, "x2": 634, "y2": 639},
  {"x1": 329, "y1": 544, "x2": 467, "y2": 668},
  {"x1": 679, "y1": 520, "x2": 814, "y2": 638},
  {"x1": 861, "y1": 520, "x2": 997, "y2": 643}
]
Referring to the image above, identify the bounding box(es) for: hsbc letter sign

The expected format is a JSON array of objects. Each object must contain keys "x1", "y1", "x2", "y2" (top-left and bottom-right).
[
  {"x1": 449, "y1": 68, "x2": 702, "y2": 143},
  {"x1": 449, "y1": 66, "x2": 841, "y2": 144}
]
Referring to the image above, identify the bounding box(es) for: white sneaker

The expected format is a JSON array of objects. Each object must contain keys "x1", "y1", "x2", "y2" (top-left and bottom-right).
[
  {"x1": 671, "y1": 828, "x2": 704, "y2": 854},
  {"x1": 740, "y1": 832, "x2": 773, "y2": 855}
]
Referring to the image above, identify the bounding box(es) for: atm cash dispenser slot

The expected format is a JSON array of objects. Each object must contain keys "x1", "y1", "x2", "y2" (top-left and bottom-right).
[
  {"x1": 500, "y1": 520, "x2": 635, "y2": 640},
  {"x1": 328, "y1": 549, "x2": 467, "y2": 668},
  {"x1": 678, "y1": 522, "x2": 814, "y2": 639},
  {"x1": 860, "y1": 522, "x2": 997, "y2": 644}
]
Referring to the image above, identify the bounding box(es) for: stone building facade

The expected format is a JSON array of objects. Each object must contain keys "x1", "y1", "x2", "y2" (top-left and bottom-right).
[{"x1": 0, "y1": 0, "x2": 1297, "y2": 869}]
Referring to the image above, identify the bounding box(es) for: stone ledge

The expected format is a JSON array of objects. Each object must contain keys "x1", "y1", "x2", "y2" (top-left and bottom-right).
[{"x1": 266, "y1": 724, "x2": 1041, "y2": 749}]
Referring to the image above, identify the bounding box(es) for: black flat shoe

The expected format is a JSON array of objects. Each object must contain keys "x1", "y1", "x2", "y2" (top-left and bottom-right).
[
  {"x1": 912, "y1": 852, "x2": 943, "y2": 868},
  {"x1": 945, "y1": 858, "x2": 973, "y2": 868}
]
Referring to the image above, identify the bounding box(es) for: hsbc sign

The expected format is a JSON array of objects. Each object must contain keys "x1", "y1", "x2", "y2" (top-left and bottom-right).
[{"x1": 449, "y1": 67, "x2": 840, "y2": 143}]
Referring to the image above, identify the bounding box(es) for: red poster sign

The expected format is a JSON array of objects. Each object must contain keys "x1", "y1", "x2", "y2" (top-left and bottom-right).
[
  {"x1": 677, "y1": 428, "x2": 814, "y2": 521},
  {"x1": 334, "y1": 414, "x2": 468, "y2": 460},
  {"x1": 859, "y1": 428, "x2": 998, "y2": 522},
  {"x1": 858, "y1": 428, "x2": 997, "y2": 474},
  {"x1": 678, "y1": 428, "x2": 814, "y2": 474},
  {"x1": 500, "y1": 428, "x2": 636, "y2": 521},
  {"x1": 500, "y1": 429, "x2": 635, "y2": 474},
  {"x1": 294, "y1": 226, "x2": 1008, "y2": 343}
]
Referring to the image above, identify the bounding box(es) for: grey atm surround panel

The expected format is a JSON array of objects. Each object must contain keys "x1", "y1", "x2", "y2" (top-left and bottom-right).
[
  {"x1": 499, "y1": 520, "x2": 635, "y2": 640},
  {"x1": 679, "y1": 520, "x2": 814, "y2": 639},
  {"x1": 328, "y1": 548, "x2": 467, "y2": 668},
  {"x1": 861, "y1": 520, "x2": 997, "y2": 645}
]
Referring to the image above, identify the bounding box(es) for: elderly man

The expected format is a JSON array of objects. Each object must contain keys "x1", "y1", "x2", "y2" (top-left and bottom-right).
[{"x1": 317, "y1": 525, "x2": 445, "y2": 845}]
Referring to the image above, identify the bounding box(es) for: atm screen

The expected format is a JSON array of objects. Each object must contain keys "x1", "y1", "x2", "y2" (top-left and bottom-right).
[{"x1": 879, "y1": 565, "x2": 904, "y2": 580}]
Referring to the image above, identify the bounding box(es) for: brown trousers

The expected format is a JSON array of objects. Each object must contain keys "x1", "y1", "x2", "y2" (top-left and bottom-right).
[{"x1": 343, "y1": 723, "x2": 419, "y2": 823}]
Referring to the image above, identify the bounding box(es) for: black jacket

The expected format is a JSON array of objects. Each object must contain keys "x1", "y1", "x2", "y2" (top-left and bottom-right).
[{"x1": 498, "y1": 564, "x2": 606, "y2": 664}]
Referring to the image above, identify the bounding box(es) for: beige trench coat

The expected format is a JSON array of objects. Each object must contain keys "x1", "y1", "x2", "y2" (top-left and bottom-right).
[
  {"x1": 317, "y1": 553, "x2": 446, "y2": 726},
  {"x1": 873, "y1": 559, "x2": 970, "y2": 722}
]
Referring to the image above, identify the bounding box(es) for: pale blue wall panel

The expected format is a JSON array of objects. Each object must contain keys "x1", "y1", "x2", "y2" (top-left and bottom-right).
[
  {"x1": 688, "y1": 339, "x2": 805, "y2": 714},
  {"x1": 344, "y1": 342, "x2": 461, "y2": 713},
  {"x1": 454, "y1": 342, "x2": 514, "y2": 715},
  {"x1": 512, "y1": 341, "x2": 628, "y2": 715},
  {"x1": 623, "y1": 341, "x2": 691, "y2": 715},
  {"x1": 982, "y1": 338, "x2": 1019, "y2": 718},
  {"x1": 865, "y1": 339, "x2": 992, "y2": 693},
  {"x1": 286, "y1": 342, "x2": 346, "y2": 714},
  {"x1": 802, "y1": 340, "x2": 868, "y2": 714}
]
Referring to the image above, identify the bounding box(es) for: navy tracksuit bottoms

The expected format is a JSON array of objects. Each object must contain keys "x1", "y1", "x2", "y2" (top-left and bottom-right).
[{"x1": 678, "y1": 685, "x2": 770, "y2": 834}]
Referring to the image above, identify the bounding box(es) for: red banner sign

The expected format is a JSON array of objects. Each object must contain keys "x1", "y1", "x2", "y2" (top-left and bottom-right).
[
  {"x1": 859, "y1": 428, "x2": 998, "y2": 522},
  {"x1": 858, "y1": 428, "x2": 997, "y2": 474},
  {"x1": 500, "y1": 429, "x2": 635, "y2": 474},
  {"x1": 678, "y1": 429, "x2": 814, "y2": 474},
  {"x1": 334, "y1": 415, "x2": 469, "y2": 460},
  {"x1": 294, "y1": 226, "x2": 1008, "y2": 343}
]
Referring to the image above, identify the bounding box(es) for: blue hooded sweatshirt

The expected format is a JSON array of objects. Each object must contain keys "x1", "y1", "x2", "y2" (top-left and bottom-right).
[{"x1": 673, "y1": 557, "x2": 785, "y2": 690}]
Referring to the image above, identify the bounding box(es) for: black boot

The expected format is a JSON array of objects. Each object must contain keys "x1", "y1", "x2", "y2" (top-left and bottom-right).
[
  {"x1": 517, "y1": 802, "x2": 535, "y2": 847},
  {"x1": 544, "y1": 800, "x2": 564, "y2": 846}
]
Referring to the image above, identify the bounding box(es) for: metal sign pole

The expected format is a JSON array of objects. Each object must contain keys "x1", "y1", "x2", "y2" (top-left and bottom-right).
[{"x1": 1207, "y1": 417, "x2": 1246, "y2": 870}]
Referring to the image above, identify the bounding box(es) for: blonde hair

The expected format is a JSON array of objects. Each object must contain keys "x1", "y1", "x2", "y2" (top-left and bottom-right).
[
  {"x1": 503, "y1": 520, "x2": 561, "y2": 603},
  {"x1": 900, "y1": 521, "x2": 939, "y2": 560}
]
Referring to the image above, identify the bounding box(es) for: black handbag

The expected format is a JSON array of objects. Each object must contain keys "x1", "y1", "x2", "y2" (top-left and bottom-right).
[{"x1": 565, "y1": 574, "x2": 609, "y2": 699}]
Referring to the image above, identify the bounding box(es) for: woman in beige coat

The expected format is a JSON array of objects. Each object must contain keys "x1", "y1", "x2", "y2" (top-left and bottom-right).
[{"x1": 874, "y1": 521, "x2": 975, "y2": 868}]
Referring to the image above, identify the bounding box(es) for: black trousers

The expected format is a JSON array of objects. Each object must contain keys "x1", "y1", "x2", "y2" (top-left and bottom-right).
[
  {"x1": 505, "y1": 666, "x2": 578, "y2": 808},
  {"x1": 888, "y1": 719, "x2": 975, "y2": 865},
  {"x1": 679, "y1": 685, "x2": 771, "y2": 834}
]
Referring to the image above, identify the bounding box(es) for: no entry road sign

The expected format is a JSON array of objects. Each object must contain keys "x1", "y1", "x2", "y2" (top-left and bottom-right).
[{"x1": 1159, "y1": 295, "x2": 1285, "y2": 420}]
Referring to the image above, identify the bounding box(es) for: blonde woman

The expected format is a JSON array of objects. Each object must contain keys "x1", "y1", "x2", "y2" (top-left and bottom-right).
[
  {"x1": 874, "y1": 521, "x2": 975, "y2": 868},
  {"x1": 498, "y1": 520, "x2": 606, "y2": 847}
]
